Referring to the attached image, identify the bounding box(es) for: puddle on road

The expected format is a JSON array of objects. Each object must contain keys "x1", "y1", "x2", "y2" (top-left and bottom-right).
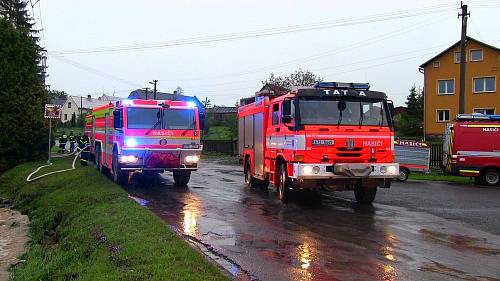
[{"x1": 420, "y1": 229, "x2": 500, "y2": 256}]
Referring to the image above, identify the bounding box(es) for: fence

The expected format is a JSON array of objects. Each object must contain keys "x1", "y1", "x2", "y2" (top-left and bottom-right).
[
  {"x1": 203, "y1": 140, "x2": 238, "y2": 155},
  {"x1": 429, "y1": 142, "x2": 444, "y2": 168},
  {"x1": 203, "y1": 139, "x2": 445, "y2": 168}
]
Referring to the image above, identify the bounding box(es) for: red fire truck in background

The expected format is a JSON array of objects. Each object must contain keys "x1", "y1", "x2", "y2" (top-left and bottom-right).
[
  {"x1": 443, "y1": 114, "x2": 500, "y2": 186},
  {"x1": 85, "y1": 99, "x2": 202, "y2": 186},
  {"x1": 238, "y1": 82, "x2": 399, "y2": 204}
]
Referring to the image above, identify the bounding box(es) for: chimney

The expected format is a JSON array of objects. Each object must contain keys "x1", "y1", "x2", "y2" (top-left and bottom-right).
[{"x1": 87, "y1": 94, "x2": 91, "y2": 101}]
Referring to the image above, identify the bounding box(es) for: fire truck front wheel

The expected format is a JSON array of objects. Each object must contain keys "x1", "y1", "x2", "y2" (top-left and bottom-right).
[
  {"x1": 112, "y1": 152, "x2": 129, "y2": 185},
  {"x1": 354, "y1": 183, "x2": 377, "y2": 205},
  {"x1": 173, "y1": 171, "x2": 191, "y2": 187},
  {"x1": 277, "y1": 163, "x2": 292, "y2": 203},
  {"x1": 482, "y1": 168, "x2": 500, "y2": 186}
]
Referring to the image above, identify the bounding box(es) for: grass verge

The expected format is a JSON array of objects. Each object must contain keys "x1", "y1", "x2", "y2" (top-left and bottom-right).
[
  {"x1": 0, "y1": 157, "x2": 228, "y2": 281},
  {"x1": 409, "y1": 172, "x2": 474, "y2": 185},
  {"x1": 201, "y1": 153, "x2": 240, "y2": 166}
]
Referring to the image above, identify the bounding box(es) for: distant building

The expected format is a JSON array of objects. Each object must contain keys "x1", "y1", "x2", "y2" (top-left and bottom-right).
[
  {"x1": 60, "y1": 95, "x2": 110, "y2": 123},
  {"x1": 393, "y1": 106, "x2": 407, "y2": 117},
  {"x1": 206, "y1": 106, "x2": 238, "y2": 122},
  {"x1": 240, "y1": 83, "x2": 289, "y2": 105},
  {"x1": 50, "y1": 97, "x2": 67, "y2": 107},
  {"x1": 419, "y1": 36, "x2": 500, "y2": 137},
  {"x1": 100, "y1": 94, "x2": 123, "y2": 102}
]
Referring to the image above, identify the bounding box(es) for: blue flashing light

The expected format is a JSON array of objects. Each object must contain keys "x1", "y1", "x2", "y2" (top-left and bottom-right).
[
  {"x1": 125, "y1": 138, "x2": 137, "y2": 147},
  {"x1": 314, "y1": 81, "x2": 370, "y2": 90},
  {"x1": 489, "y1": 115, "x2": 500, "y2": 120},
  {"x1": 122, "y1": 99, "x2": 133, "y2": 106},
  {"x1": 187, "y1": 101, "x2": 197, "y2": 108}
]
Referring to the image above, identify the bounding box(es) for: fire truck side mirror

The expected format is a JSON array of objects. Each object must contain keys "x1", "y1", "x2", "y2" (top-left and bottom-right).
[
  {"x1": 387, "y1": 100, "x2": 395, "y2": 119},
  {"x1": 282, "y1": 99, "x2": 292, "y2": 123},
  {"x1": 113, "y1": 109, "x2": 123, "y2": 129}
]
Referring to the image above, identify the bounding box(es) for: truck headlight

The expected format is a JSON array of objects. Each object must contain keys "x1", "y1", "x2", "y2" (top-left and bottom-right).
[
  {"x1": 120, "y1": 155, "x2": 138, "y2": 163},
  {"x1": 387, "y1": 165, "x2": 398, "y2": 174},
  {"x1": 185, "y1": 155, "x2": 199, "y2": 163},
  {"x1": 302, "y1": 165, "x2": 313, "y2": 175}
]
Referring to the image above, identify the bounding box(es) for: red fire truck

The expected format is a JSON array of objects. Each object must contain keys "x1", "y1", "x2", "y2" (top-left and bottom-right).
[
  {"x1": 238, "y1": 82, "x2": 399, "y2": 204},
  {"x1": 85, "y1": 99, "x2": 202, "y2": 186},
  {"x1": 443, "y1": 114, "x2": 500, "y2": 186}
]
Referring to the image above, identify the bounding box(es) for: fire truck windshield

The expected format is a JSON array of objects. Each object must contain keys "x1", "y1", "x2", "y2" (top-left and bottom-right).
[
  {"x1": 298, "y1": 98, "x2": 389, "y2": 126},
  {"x1": 127, "y1": 107, "x2": 196, "y2": 130},
  {"x1": 162, "y1": 109, "x2": 196, "y2": 130}
]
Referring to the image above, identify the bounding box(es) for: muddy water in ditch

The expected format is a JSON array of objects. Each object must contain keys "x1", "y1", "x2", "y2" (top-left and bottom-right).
[
  {"x1": 124, "y1": 162, "x2": 500, "y2": 281},
  {"x1": 0, "y1": 208, "x2": 29, "y2": 281}
]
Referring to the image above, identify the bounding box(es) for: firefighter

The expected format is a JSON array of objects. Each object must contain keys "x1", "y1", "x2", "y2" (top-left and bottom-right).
[
  {"x1": 69, "y1": 131, "x2": 76, "y2": 153},
  {"x1": 58, "y1": 131, "x2": 68, "y2": 153},
  {"x1": 78, "y1": 133, "x2": 90, "y2": 165}
]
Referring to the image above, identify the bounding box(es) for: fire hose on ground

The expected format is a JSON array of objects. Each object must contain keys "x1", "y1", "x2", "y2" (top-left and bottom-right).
[{"x1": 26, "y1": 145, "x2": 91, "y2": 183}]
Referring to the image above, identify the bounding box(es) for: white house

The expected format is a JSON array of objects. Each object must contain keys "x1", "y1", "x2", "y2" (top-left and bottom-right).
[{"x1": 60, "y1": 95, "x2": 110, "y2": 123}]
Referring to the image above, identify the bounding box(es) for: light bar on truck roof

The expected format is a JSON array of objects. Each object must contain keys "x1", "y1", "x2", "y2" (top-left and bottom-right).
[
  {"x1": 122, "y1": 99, "x2": 134, "y2": 106},
  {"x1": 187, "y1": 101, "x2": 197, "y2": 108},
  {"x1": 313, "y1": 81, "x2": 370, "y2": 90},
  {"x1": 456, "y1": 113, "x2": 500, "y2": 121}
]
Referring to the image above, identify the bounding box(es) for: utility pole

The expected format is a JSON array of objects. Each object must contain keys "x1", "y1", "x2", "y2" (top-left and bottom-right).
[
  {"x1": 143, "y1": 87, "x2": 150, "y2": 100},
  {"x1": 149, "y1": 80, "x2": 158, "y2": 100},
  {"x1": 458, "y1": 1, "x2": 470, "y2": 114}
]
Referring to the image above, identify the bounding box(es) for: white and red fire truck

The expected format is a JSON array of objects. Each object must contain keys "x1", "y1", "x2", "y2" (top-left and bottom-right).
[
  {"x1": 85, "y1": 99, "x2": 202, "y2": 186},
  {"x1": 238, "y1": 82, "x2": 399, "y2": 204},
  {"x1": 443, "y1": 113, "x2": 500, "y2": 186}
]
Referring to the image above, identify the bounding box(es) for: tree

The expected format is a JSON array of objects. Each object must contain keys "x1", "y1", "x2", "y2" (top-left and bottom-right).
[
  {"x1": 394, "y1": 86, "x2": 424, "y2": 137},
  {"x1": 0, "y1": 7, "x2": 47, "y2": 171},
  {"x1": 48, "y1": 90, "x2": 68, "y2": 100},
  {"x1": 262, "y1": 69, "x2": 322, "y2": 88}
]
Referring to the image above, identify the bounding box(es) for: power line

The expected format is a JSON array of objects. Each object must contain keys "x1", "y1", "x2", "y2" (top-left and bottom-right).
[
  {"x1": 51, "y1": 56, "x2": 141, "y2": 88},
  {"x1": 48, "y1": 4, "x2": 456, "y2": 56},
  {"x1": 157, "y1": 16, "x2": 447, "y2": 83}
]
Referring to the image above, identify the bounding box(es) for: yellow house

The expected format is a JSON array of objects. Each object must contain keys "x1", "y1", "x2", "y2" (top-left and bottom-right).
[{"x1": 419, "y1": 37, "x2": 500, "y2": 138}]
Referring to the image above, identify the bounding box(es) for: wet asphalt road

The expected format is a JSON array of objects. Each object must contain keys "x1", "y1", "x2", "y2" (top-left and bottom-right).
[{"x1": 123, "y1": 159, "x2": 500, "y2": 281}]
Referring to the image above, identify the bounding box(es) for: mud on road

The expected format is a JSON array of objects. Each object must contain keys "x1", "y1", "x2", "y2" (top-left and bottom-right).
[{"x1": 123, "y1": 159, "x2": 500, "y2": 281}]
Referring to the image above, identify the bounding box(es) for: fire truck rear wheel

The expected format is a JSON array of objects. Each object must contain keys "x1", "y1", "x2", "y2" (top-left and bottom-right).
[
  {"x1": 482, "y1": 169, "x2": 499, "y2": 186},
  {"x1": 278, "y1": 163, "x2": 292, "y2": 203},
  {"x1": 354, "y1": 183, "x2": 377, "y2": 204},
  {"x1": 173, "y1": 171, "x2": 191, "y2": 187},
  {"x1": 397, "y1": 168, "x2": 410, "y2": 182},
  {"x1": 244, "y1": 161, "x2": 260, "y2": 189}
]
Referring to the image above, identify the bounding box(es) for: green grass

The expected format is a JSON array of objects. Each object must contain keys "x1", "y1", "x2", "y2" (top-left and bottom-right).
[
  {"x1": 409, "y1": 172, "x2": 474, "y2": 184},
  {"x1": 202, "y1": 126, "x2": 235, "y2": 141},
  {"x1": 0, "y1": 157, "x2": 228, "y2": 281}
]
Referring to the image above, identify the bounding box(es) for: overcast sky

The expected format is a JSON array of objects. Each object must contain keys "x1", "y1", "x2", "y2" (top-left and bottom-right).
[{"x1": 32, "y1": 0, "x2": 500, "y2": 106}]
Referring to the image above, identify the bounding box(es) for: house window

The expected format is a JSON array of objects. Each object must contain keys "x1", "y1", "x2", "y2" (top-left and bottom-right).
[
  {"x1": 474, "y1": 108, "x2": 495, "y2": 115},
  {"x1": 272, "y1": 104, "x2": 280, "y2": 125},
  {"x1": 437, "y1": 110, "x2": 450, "y2": 122},
  {"x1": 437, "y1": 79, "x2": 454, "y2": 95},
  {"x1": 433, "y1": 61, "x2": 440, "y2": 68},
  {"x1": 454, "y1": 51, "x2": 466, "y2": 63},
  {"x1": 68, "y1": 102, "x2": 71, "y2": 108},
  {"x1": 470, "y1": 49, "x2": 483, "y2": 62},
  {"x1": 64, "y1": 114, "x2": 68, "y2": 120},
  {"x1": 473, "y1": 77, "x2": 496, "y2": 93}
]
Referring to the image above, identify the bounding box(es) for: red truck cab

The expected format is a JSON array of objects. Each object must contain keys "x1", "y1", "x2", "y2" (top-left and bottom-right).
[{"x1": 238, "y1": 82, "x2": 399, "y2": 204}]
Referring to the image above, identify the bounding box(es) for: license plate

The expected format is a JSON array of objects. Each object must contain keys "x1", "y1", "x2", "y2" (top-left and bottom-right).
[{"x1": 312, "y1": 139, "x2": 334, "y2": 146}]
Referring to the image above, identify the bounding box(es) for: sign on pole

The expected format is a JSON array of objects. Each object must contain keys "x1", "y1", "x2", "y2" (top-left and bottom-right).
[
  {"x1": 44, "y1": 104, "x2": 62, "y2": 163},
  {"x1": 44, "y1": 104, "x2": 62, "y2": 119}
]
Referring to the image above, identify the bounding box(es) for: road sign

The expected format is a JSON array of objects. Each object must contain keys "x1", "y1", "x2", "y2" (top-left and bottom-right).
[{"x1": 44, "y1": 104, "x2": 62, "y2": 119}]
